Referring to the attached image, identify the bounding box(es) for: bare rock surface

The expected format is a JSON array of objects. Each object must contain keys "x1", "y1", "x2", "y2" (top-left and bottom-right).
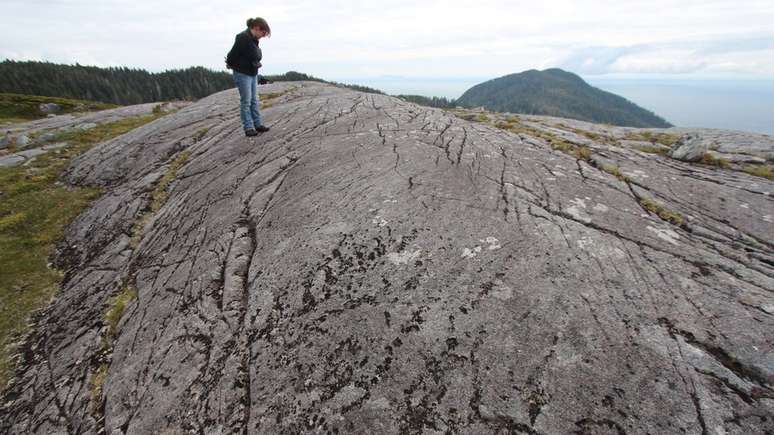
[{"x1": 1, "y1": 81, "x2": 773, "y2": 434}]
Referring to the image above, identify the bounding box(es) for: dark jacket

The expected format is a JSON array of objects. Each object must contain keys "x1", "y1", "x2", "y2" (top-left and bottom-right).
[{"x1": 225, "y1": 29, "x2": 262, "y2": 76}]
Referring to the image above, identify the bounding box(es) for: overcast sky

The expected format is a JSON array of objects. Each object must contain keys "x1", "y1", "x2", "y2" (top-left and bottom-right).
[{"x1": 2, "y1": 0, "x2": 773, "y2": 80}]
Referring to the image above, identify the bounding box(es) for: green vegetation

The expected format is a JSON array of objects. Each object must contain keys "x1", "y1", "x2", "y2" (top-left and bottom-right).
[
  {"x1": 260, "y1": 89, "x2": 293, "y2": 109},
  {"x1": 557, "y1": 124, "x2": 605, "y2": 142},
  {"x1": 743, "y1": 164, "x2": 774, "y2": 180},
  {"x1": 701, "y1": 153, "x2": 731, "y2": 168},
  {"x1": 635, "y1": 145, "x2": 670, "y2": 155},
  {"x1": 90, "y1": 284, "x2": 138, "y2": 414},
  {"x1": 600, "y1": 164, "x2": 631, "y2": 182},
  {"x1": 130, "y1": 150, "x2": 191, "y2": 248},
  {"x1": 1, "y1": 60, "x2": 234, "y2": 105},
  {"x1": 395, "y1": 94, "x2": 456, "y2": 109},
  {"x1": 193, "y1": 127, "x2": 209, "y2": 142},
  {"x1": 639, "y1": 197, "x2": 684, "y2": 226},
  {"x1": 488, "y1": 116, "x2": 593, "y2": 161},
  {"x1": 89, "y1": 362, "x2": 108, "y2": 413},
  {"x1": 0, "y1": 93, "x2": 116, "y2": 122},
  {"x1": 0, "y1": 113, "x2": 165, "y2": 387},
  {"x1": 624, "y1": 130, "x2": 680, "y2": 147},
  {"x1": 455, "y1": 68, "x2": 672, "y2": 128},
  {"x1": 104, "y1": 286, "x2": 138, "y2": 343},
  {"x1": 475, "y1": 113, "x2": 490, "y2": 123}
]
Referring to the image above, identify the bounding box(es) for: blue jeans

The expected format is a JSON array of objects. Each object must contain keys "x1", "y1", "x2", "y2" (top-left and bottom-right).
[{"x1": 233, "y1": 71, "x2": 262, "y2": 130}]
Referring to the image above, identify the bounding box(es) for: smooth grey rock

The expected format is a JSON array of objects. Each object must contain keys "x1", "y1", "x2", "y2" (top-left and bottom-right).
[
  {"x1": 39, "y1": 103, "x2": 61, "y2": 114},
  {"x1": 75, "y1": 122, "x2": 97, "y2": 130},
  {"x1": 0, "y1": 143, "x2": 68, "y2": 167},
  {"x1": 0, "y1": 154, "x2": 26, "y2": 167},
  {"x1": 1, "y1": 82, "x2": 772, "y2": 435},
  {"x1": 14, "y1": 134, "x2": 31, "y2": 149},
  {"x1": 37, "y1": 132, "x2": 57, "y2": 143},
  {"x1": 0, "y1": 135, "x2": 9, "y2": 150},
  {"x1": 668, "y1": 134, "x2": 712, "y2": 161}
]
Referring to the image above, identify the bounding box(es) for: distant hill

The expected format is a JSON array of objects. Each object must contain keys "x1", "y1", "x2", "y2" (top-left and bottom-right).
[{"x1": 455, "y1": 68, "x2": 672, "y2": 128}]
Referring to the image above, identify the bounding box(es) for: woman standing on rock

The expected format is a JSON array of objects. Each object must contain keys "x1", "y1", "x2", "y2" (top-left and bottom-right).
[{"x1": 226, "y1": 17, "x2": 271, "y2": 137}]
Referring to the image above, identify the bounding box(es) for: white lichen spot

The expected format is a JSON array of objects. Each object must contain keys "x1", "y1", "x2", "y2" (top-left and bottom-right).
[
  {"x1": 371, "y1": 216, "x2": 388, "y2": 227},
  {"x1": 383, "y1": 199, "x2": 398, "y2": 203},
  {"x1": 628, "y1": 169, "x2": 649, "y2": 179},
  {"x1": 577, "y1": 235, "x2": 625, "y2": 259},
  {"x1": 491, "y1": 285, "x2": 513, "y2": 301},
  {"x1": 577, "y1": 236, "x2": 594, "y2": 250},
  {"x1": 478, "y1": 236, "x2": 502, "y2": 250},
  {"x1": 647, "y1": 226, "x2": 680, "y2": 246},
  {"x1": 566, "y1": 198, "x2": 591, "y2": 223},
  {"x1": 763, "y1": 215, "x2": 773, "y2": 223},
  {"x1": 387, "y1": 249, "x2": 421, "y2": 265},
  {"x1": 593, "y1": 203, "x2": 609, "y2": 213},
  {"x1": 740, "y1": 203, "x2": 749, "y2": 209},
  {"x1": 461, "y1": 247, "x2": 481, "y2": 258}
]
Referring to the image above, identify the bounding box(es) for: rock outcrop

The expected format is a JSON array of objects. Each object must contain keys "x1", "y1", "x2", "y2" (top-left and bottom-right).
[
  {"x1": 1, "y1": 82, "x2": 773, "y2": 434},
  {"x1": 668, "y1": 134, "x2": 711, "y2": 162},
  {"x1": 0, "y1": 101, "x2": 188, "y2": 167}
]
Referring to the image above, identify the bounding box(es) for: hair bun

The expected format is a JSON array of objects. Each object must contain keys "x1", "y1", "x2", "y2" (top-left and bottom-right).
[{"x1": 246, "y1": 18, "x2": 254, "y2": 27}]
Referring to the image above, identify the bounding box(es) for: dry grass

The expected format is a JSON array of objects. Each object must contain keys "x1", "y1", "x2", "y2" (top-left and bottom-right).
[
  {"x1": 635, "y1": 145, "x2": 670, "y2": 155},
  {"x1": 89, "y1": 362, "x2": 108, "y2": 413},
  {"x1": 742, "y1": 164, "x2": 774, "y2": 180},
  {"x1": 639, "y1": 197, "x2": 684, "y2": 226},
  {"x1": 130, "y1": 150, "x2": 191, "y2": 248},
  {"x1": 701, "y1": 153, "x2": 731, "y2": 168},
  {"x1": 104, "y1": 286, "x2": 138, "y2": 342},
  {"x1": 600, "y1": 164, "x2": 631, "y2": 182},
  {"x1": 625, "y1": 131, "x2": 680, "y2": 147}
]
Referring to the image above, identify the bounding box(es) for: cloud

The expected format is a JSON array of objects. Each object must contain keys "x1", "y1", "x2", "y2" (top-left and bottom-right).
[{"x1": 1, "y1": 0, "x2": 774, "y2": 78}]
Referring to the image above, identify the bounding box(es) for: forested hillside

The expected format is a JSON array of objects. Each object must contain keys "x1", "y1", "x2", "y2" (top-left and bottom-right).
[{"x1": 0, "y1": 60, "x2": 233, "y2": 105}]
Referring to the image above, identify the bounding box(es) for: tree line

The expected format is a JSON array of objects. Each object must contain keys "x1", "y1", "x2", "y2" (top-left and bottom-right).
[
  {"x1": 0, "y1": 60, "x2": 463, "y2": 113},
  {"x1": 0, "y1": 60, "x2": 235, "y2": 105}
]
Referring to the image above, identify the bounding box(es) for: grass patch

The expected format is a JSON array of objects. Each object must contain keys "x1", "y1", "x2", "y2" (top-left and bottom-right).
[
  {"x1": 600, "y1": 164, "x2": 631, "y2": 182},
  {"x1": 104, "y1": 286, "x2": 138, "y2": 343},
  {"x1": 491, "y1": 118, "x2": 593, "y2": 161},
  {"x1": 556, "y1": 123, "x2": 608, "y2": 142},
  {"x1": 639, "y1": 197, "x2": 684, "y2": 226},
  {"x1": 0, "y1": 113, "x2": 164, "y2": 388},
  {"x1": 475, "y1": 113, "x2": 490, "y2": 123},
  {"x1": 0, "y1": 93, "x2": 116, "y2": 122},
  {"x1": 194, "y1": 127, "x2": 209, "y2": 142},
  {"x1": 635, "y1": 145, "x2": 669, "y2": 155},
  {"x1": 701, "y1": 153, "x2": 731, "y2": 168},
  {"x1": 89, "y1": 284, "x2": 137, "y2": 414},
  {"x1": 130, "y1": 150, "x2": 191, "y2": 248},
  {"x1": 624, "y1": 131, "x2": 680, "y2": 147},
  {"x1": 260, "y1": 89, "x2": 292, "y2": 109},
  {"x1": 742, "y1": 164, "x2": 774, "y2": 180},
  {"x1": 89, "y1": 362, "x2": 108, "y2": 413}
]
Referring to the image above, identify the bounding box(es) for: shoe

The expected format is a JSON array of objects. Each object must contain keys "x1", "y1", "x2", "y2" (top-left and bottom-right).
[
  {"x1": 255, "y1": 125, "x2": 270, "y2": 133},
  {"x1": 245, "y1": 129, "x2": 258, "y2": 137}
]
